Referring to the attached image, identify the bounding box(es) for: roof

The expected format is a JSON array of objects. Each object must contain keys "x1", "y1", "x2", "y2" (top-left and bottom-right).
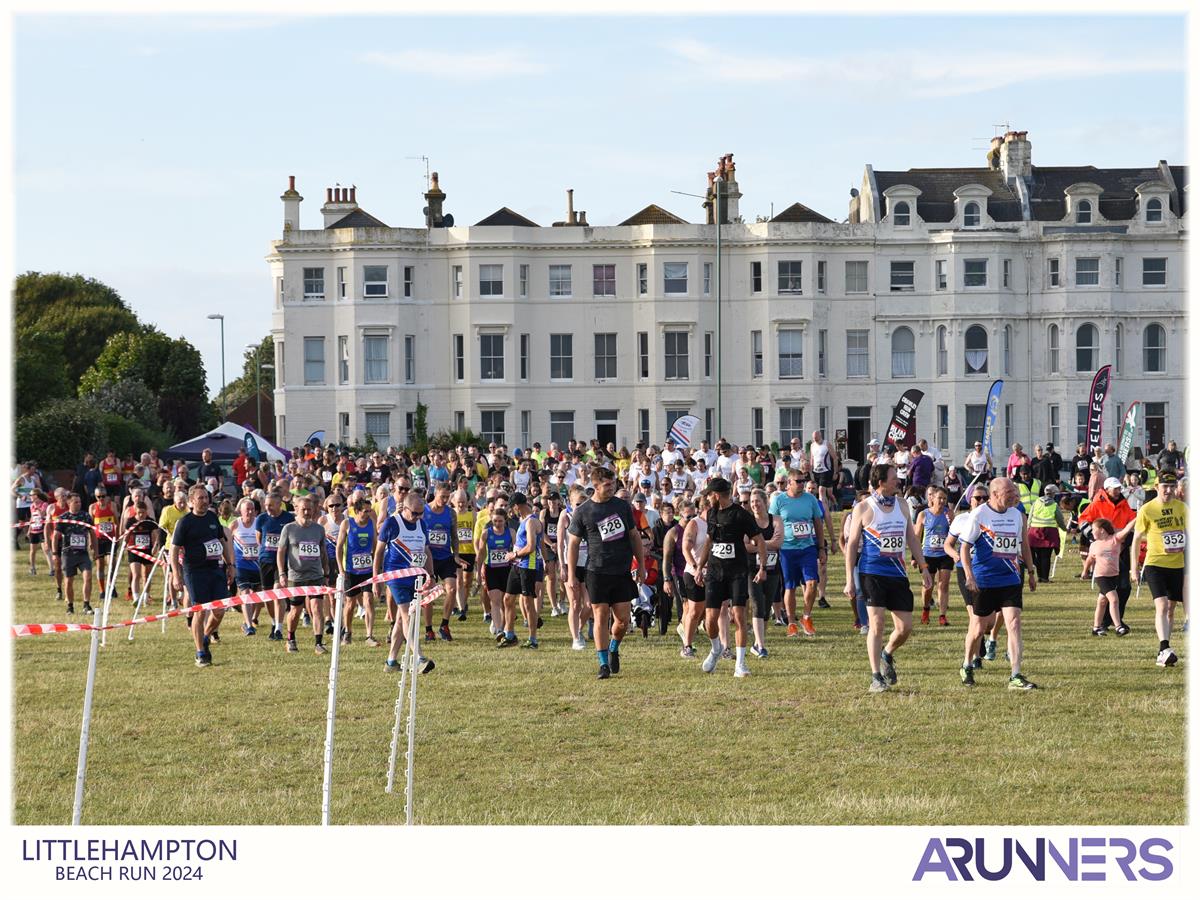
[
  {"x1": 872, "y1": 167, "x2": 1024, "y2": 223},
  {"x1": 326, "y1": 208, "x2": 389, "y2": 229},
  {"x1": 619, "y1": 204, "x2": 688, "y2": 226},
  {"x1": 771, "y1": 201, "x2": 833, "y2": 224},
  {"x1": 1028, "y1": 165, "x2": 1168, "y2": 221},
  {"x1": 474, "y1": 207, "x2": 540, "y2": 227},
  {"x1": 1168, "y1": 165, "x2": 1187, "y2": 216}
]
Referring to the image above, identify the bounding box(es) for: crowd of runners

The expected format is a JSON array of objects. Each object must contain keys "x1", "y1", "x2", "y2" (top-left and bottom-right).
[{"x1": 10, "y1": 431, "x2": 1189, "y2": 689}]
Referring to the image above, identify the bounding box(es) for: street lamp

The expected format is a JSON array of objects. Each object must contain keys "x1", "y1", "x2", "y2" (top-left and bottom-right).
[
  {"x1": 208, "y1": 314, "x2": 226, "y2": 421},
  {"x1": 246, "y1": 342, "x2": 273, "y2": 436}
]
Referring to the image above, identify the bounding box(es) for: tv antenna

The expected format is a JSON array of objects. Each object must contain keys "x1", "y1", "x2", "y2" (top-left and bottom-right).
[{"x1": 405, "y1": 155, "x2": 430, "y2": 191}]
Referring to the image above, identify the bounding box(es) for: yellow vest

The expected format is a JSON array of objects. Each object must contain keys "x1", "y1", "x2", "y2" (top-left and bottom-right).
[
  {"x1": 1028, "y1": 497, "x2": 1059, "y2": 529},
  {"x1": 1016, "y1": 479, "x2": 1042, "y2": 508}
]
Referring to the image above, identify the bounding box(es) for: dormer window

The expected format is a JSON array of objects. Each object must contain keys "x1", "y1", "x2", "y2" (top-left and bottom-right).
[
  {"x1": 893, "y1": 201, "x2": 910, "y2": 226},
  {"x1": 952, "y1": 184, "x2": 992, "y2": 228},
  {"x1": 963, "y1": 202, "x2": 980, "y2": 227},
  {"x1": 1146, "y1": 197, "x2": 1163, "y2": 223},
  {"x1": 1064, "y1": 182, "x2": 1102, "y2": 226},
  {"x1": 1076, "y1": 200, "x2": 1092, "y2": 224}
]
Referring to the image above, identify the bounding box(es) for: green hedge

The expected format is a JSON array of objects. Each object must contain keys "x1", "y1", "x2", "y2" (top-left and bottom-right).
[{"x1": 14, "y1": 399, "x2": 172, "y2": 469}]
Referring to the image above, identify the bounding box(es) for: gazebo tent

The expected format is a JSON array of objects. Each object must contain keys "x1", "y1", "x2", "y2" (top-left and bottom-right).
[{"x1": 165, "y1": 421, "x2": 288, "y2": 463}]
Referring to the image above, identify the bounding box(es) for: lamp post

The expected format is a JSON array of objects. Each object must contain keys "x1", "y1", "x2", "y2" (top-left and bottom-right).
[{"x1": 208, "y1": 314, "x2": 226, "y2": 421}]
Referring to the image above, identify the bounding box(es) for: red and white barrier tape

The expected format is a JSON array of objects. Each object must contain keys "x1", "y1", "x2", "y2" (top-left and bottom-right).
[{"x1": 127, "y1": 546, "x2": 166, "y2": 568}]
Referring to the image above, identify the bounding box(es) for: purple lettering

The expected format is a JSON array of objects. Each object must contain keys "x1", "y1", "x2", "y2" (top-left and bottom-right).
[
  {"x1": 946, "y1": 838, "x2": 974, "y2": 881},
  {"x1": 1081, "y1": 837, "x2": 1106, "y2": 882},
  {"x1": 1110, "y1": 838, "x2": 1137, "y2": 880},
  {"x1": 1047, "y1": 838, "x2": 1078, "y2": 879},
  {"x1": 1013, "y1": 838, "x2": 1046, "y2": 881},
  {"x1": 912, "y1": 839, "x2": 958, "y2": 881},
  {"x1": 976, "y1": 837, "x2": 1013, "y2": 881},
  {"x1": 1138, "y1": 839, "x2": 1173, "y2": 881}
]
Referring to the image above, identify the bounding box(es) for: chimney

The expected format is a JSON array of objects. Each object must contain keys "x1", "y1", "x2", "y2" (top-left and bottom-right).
[
  {"x1": 567, "y1": 189, "x2": 576, "y2": 225},
  {"x1": 987, "y1": 136, "x2": 1003, "y2": 170},
  {"x1": 423, "y1": 171, "x2": 446, "y2": 228},
  {"x1": 577, "y1": 211, "x2": 588, "y2": 226},
  {"x1": 999, "y1": 130, "x2": 1032, "y2": 183},
  {"x1": 280, "y1": 175, "x2": 303, "y2": 234},
  {"x1": 321, "y1": 182, "x2": 359, "y2": 227}
]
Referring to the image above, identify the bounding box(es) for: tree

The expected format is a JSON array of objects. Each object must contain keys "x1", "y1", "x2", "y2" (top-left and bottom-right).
[
  {"x1": 215, "y1": 334, "x2": 275, "y2": 412},
  {"x1": 15, "y1": 399, "x2": 108, "y2": 470},
  {"x1": 13, "y1": 330, "x2": 71, "y2": 417},
  {"x1": 81, "y1": 378, "x2": 163, "y2": 431}
]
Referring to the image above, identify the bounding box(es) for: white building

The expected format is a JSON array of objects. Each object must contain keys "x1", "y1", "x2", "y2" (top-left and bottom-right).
[{"x1": 269, "y1": 132, "x2": 1187, "y2": 463}]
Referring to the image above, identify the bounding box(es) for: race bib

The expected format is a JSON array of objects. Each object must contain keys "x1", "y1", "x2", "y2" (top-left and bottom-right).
[
  {"x1": 546, "y1": 524, "x2": 558, "y2": 540},
  {"x1": 322, "y1": 470, "x2": 333, "y2": 483},
  {"x1": 134, "y1": 534, "x2": 151, "y2": 549},
  {"x1": 788, "y1": 520, "x2": 815, "y2": 540},
  {"x1": 457, "y1": 527, "x2": 473, "y2": 543},
  {"x1": 31, "y1": 514, "x2": 42, "y2": 527},
  {"x1": 264, "y1": 533, "x2": 280, "y2": 550},
  {"x1": 598, "y1": 514, "x2": 626, "y2": 542},
  {"x1": 413, "y1": 478, "x2": 426, "y2": 490},
  {"x1": 351, "y1": 552, "x2": 373, "y2": 570},
  {"x1": 98, "y1": 521, "x2": 115, "y2": 534},
  {"x1": 991, "y1": 533, "x2": 1020, "y2": 560},
  {"x1": 428, "y1": 530, "x2": 448, "y2": 547},
  {"x1": 766, "y1": 551, "x2": 778, "y2": 568},
  {"x1": 104, "y1": 472, "x2": 119, "y2": 485},
  {"x1": 711, "y1": 542, "x2": 735, "y2": 560},
  {"x1": 204, "y1": 539, "x2": 223, "y2": 561},
  {"x1": 488, "y1": 548, "x2": 509, "y2": 566},
  {"x1": 926, "y1": 534, "x2": 945, "y2": 550},
  {"x1": 1162, "y1": 531, "x2": 1186, "y2": 553},
  {"x1": 410, "y1": 550, "x2": 427, "y2": 567},
  {"x1": 298, "y1": 541, "x2": 321, "y2": 559},
  {"x1": 69, "y1": 533, "x2": 86, "y2": 549},
  {"x1": 878, "y1": 533, "x2": 905, "y2": 558}
]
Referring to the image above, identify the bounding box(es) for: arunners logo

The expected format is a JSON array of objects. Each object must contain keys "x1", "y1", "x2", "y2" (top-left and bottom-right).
[{"x1": 912, "y1": 837, "x2": 1173, "y2": 882}]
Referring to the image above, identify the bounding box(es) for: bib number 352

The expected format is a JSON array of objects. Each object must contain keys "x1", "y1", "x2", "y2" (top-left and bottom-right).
[{"x1": 1162, "y1": 531, "x2": 1186, "y2": 553}]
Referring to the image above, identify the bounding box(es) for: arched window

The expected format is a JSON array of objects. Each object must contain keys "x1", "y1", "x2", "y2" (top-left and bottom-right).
[
  {"x1": 1146, "y1": 197, "x2": 1163, "y2": 223},
  {"x1": 892, "y1": 200, "x2": 910, "y2": 226},
  {"x1": 1075, "y1": 323, "x2": 1098, "y2": 373},
  {"x1": 1143, "y1": 323, "x2": 1166, "y2": 373},
  {"x1": 936, "y1": 325, "x2": 948, "y2": 376},
  {"x1": 963, "y1": 201, "x2": 980, "y2": 227},
  {"x1": 1115, "y1": 323, "x2": 1123, "y2": 374},
  {"x1": 1076, "y1": 199, "x2": 1092, "y2": 224},
  {"x1": 891, "y1": 327, "x2": 915, "y2": 377},
  {"x1": 1048, "y1": 324, "x2": 1060, "y2": 374},
  {"x1": 965, "y1": 325, "x2": 988, "y2": 374}
]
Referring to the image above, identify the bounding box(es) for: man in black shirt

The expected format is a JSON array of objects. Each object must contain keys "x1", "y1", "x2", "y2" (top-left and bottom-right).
[
  {"x1": 198, "y1": 448, "x2": 225, "y2": 495},
  {"x1": 171, "y1": 485, "x2": 235, "y2": 668},
  {"x1": 1044, "y1": 444, "x2": 1064, "y2": 483},
  {"x1": 55, "y1": 493, "x2": 95, "y2": 616},
  {"x1": 694, "y1": 478, "x2": 767, "y2": 677},
  {"x1": 565, "y1": 467, "x2": 646, "y2": 680}
]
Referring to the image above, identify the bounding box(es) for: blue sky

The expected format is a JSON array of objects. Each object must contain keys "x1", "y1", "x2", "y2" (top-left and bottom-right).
[{"x1": 13, "y1": 13, "x2": 1186, "y2": 397}]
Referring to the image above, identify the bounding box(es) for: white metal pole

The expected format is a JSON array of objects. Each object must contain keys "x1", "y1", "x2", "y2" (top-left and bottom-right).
[
  {"x1": 99, "y1": 541, "x2": 126, "y2": 648},
  {"x1": 161, "y1": 562, "x2": 171, "y2": 633},
  {"x1": 404, "y1": 601, "x2": 420, "y2": 826},
  {"x1": 72, "y1": 607, "x2": 103, "y2": 825},
  {"x1": 128, "y1": 549, "x2": 166, "y2": 641},
  {"x1": 321, "y1": 576, "x2": 346, "y2": 826},
  {"x1": 386, "y1": 615, "x2": 410, "y2": 795}
]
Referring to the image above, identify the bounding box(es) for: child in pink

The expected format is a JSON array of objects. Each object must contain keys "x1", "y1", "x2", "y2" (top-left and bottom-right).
[{"x1": 1082, "y1": 518, "x2": 1128, "y2": 635}]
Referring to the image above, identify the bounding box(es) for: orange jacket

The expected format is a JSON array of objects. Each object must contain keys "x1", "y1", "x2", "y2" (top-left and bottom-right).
[{"x1": 1077, "y1": 490, "x2": 1136, "y2": 532}]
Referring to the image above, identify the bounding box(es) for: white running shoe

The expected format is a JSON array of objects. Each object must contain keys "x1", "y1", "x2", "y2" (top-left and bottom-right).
[
  {"x1": 734, "y1": 663, "x2": 751, "y2": 678},
  {"x1": 1156, "y1": 648, "x2": 1179, "y2": 667},
  {"x1": 571, "y1": 637, "x2": 587, "y2": 651},
  {"x1": 675, "y1": 622, "x2": 686, "y2": 643},
  {"x1": 702, "y1": 643, "x2": 722, "y2": 674}
]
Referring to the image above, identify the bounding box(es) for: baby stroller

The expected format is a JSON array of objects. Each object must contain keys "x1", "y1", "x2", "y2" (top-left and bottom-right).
[{"x1": 632, "y1": 557, "x2": 661, "y2": 637}]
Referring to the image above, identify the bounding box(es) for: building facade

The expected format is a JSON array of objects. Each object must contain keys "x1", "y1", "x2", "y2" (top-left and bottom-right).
[{"x1": 269, "y1": 133, "x2": 1187, "y2": 463}]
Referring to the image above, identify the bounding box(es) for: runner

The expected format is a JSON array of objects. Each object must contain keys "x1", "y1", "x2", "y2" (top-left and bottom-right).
[
  {"x1": 839, "y1": 491, "x2": 870, "y2": 634},
  {"x1": 336, "y1": 495, "x2": 381, "y2": 646},
  {"x1": 11, "y1": 461, "x2": 39, "y2": 551},
  {"x1": 915, "y1": 486, "x2": 953, "y2": 626},
  {"x1": 88, "y1": 487, "x2": 118, "y2": 598},
  {"x1": 169, "y1": 485, "x2": 234, "y2": 668},
  {"x1": 540, "y1": 490, "x2": 564, "y2": 617},
  {"x1": 124, "y1": 497, "x2": 162, "y2": 609},
  {"x1": 943, "y1": 484, "x2": 990, "y2": 670},
  {"x1": 959, "y1": 477, "x2": 1038, "y2": 690},
  {"x1": 98, "y1": 449, "x2": 123, "y2": 502},
  {"x1": 768, "y1": 469, "x2": 825, "y2": 637},
  {"x1": 376, "y1": 488, "x2": 435, "y2": 674},
  {"x1": 843, "y1": 463, "x2": 933, "y2": 694},
  {"x1": 1127, "y1": 471, "x2": 1186, "y2": 667},
  {"x1": 317, "y1": 493, "x2": 347, "y2": 638},
  {"x1": 809, "y1": 430, "x2": 838, "y2": 512},
  {"x1": 46, "y1": 488, "x2": 70, "y2": 603},
  {"x1": 478, "y1": 503, "x2": 514, "y2": 637},
  {"x1": 453, "y1": 490, "x2": 477, "y2": 620},
  {"x1": 805, "y1": 478, "x2": 837, "y2": 610},
  {"x1": 229, "y1": 498, "x2": 263, "y2": 635},
  {"x1": 254, "y1": 492, "x2": 295, "y2": 642},
  {"x1": 424, "y1": 484, "x2": 462, "y2": 642},
  {"x1": 565, "y1": 467, "x2": 646, "y2": 679},
  {"x1": 676, "y1": 492, "x2": 710, "y2": 658},
  {"x1": 26, "y1": 490, "x2": 52, "y2": 577},
  {"x1": 746, "y1": 488, "x2": 781, "y2": 659},
  {"x1": 1083, "y1": 519, "x2": 1130, "y2": 636},
  {"x1": 503, "y1": 492, "x2": 542, "y2": 648},
  {"x1": 558, "y1": 484, "x2": 592, "y2": 650},
  {"x1": 55, "y1": 492, "x2": 95, "y2": 616},
  {"x1": 277, "y1": 494, "x2": 332, "y2": 655}
]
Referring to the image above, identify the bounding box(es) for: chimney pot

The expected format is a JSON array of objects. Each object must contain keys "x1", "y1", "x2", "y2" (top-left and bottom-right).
[
  {"x1": 350, "y1": 186, "x2": 356, "y2": 203},
  {"x1": 567, "y1": 188, "x2": 575, "y2": 225},
  {"x1": 288, "y1": 175, "x2": 295, "y2": 191},
  {"x1": 326, "y1": 187, "x2": 333, "y2": 203}
]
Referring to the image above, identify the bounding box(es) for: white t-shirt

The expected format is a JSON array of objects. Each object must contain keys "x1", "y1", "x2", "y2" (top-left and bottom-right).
[
  {"x1": 661, "y1": 448, "x2": 683, "y2": 467},
  {"x1": 810, "y1": 441, "x2": 832, "y2": 474},
  {"x1": 714, "y1": 454, "x2": 735, "y2": 480}
]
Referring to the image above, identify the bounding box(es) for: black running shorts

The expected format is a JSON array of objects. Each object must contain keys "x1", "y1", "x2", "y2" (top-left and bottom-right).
[
  {"x1": 586, "y1": 571, "x2": 636, "y2": 606},
  {"x1": 505, "y1": 566, "x2": 538, "y2": 598},
  {"x1": 926, "y1": 554, "x2": 954, "y2": 573},
  {"x1": 973, "y1": 583, "x2": 1023, "y2": 617},
  {"x1": 1144, "y1": 565, "x2": 1184, "y2": 603},
  {"x1": 704, "y1": 575, "x2": 749, "y2": 609},
  {"x1": 860, "y1": 572, "x2": 914, "y2": 612}
]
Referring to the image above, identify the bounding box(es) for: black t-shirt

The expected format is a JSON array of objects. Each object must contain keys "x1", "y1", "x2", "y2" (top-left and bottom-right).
[
  {"x1": 199, "y1": 462, "x2": 224, "y2": 483},
  {"x1": 57, "y1": 512, "x2": 93, "y2": 554},
  {"x1": 704, "y1": 503, "x2": 761, "y2": 580},
  {"x1": 1071, "y1": 454, "x2": 1092, "y2": 475},
  {"x1": 172, "y1": 510, "x2": 227, "y2": 571},
  {"x1": 568, "y1": 497, "x2": 637, "y2": 575},
  {"x1": 369, "y1": 463, "x2": 392, "y2": 484}
]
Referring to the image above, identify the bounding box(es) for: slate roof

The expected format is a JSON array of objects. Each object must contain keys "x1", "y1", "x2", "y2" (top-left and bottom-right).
[
  {"x1": 872, "y1": 167, "x2": 1024, "y2": 223},
  {"x1": 1027, "y1": 166, "x2": 1168, "y2": 222},
  {"x1": 474, "y1": 207, "x2": 540, "y2": 227},
  {"x1": 771, "y1": 201, "x2": 833, "y2": 224},
  {"x1": 619, "y1": 204, "x2": 688, "y2": 226},
  {"x1": 1168, "y1": 166, "x2": 1187, "y2": 216},
  {"x1": 326, "y1": 208, "x2": 389, "y2": 229}
]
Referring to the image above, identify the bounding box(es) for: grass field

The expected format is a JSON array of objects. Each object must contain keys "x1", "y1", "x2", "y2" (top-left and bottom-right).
[{"x1": 11, "y1": 535, "x2": 1187, "y2": 826}]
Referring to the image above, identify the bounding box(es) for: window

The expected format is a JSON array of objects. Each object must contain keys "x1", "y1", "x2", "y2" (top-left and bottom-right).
[
  {"x1": 818, "y1": 329, "x2": 827, "y2": 378},
  {"x1": 277, "y1": 276, "x2": 284, "y2": 306},
  {"x1": 637, "y1": 263, "x2": 648, "y2": 296},
  {"x1": 779, "y1": 407, "x2": 804, "y2": 446},
  {"x1": 479, "y1": 264, "x2": 503, "y2": 296},
  {"x1": 550, "y1": 411, "x2": 574, "y2": 449},
  {"x1": 963, "y1": 259, "x2": 987, "y2": 288},
  {"x1": 303, "y1": 337, "x2": 324, "y2": 385},
  {"x1": 454, "y1": 411, "x2": 464, "y2": 432},
  {"x1": 480, "y1": 334, "x2": 504, "y2": 381},
  {"x1": 1144, "y1": 402, "x2": 1167, "y2": 454},
  {"x1": 338, "y1": 335, "x2": 349, "y2": 384},
  {"x1": 751, "y1": 261, "x2": 762, "y2": 293},
  {"x1": 404, "y1": 334, "x2": 415, "y2": 384},
  {"x1": 303, "y1": 267, "x2": 325, "y2": 299},
  {"x1": 276, "y1": 340, "x2": 284, "y2": 386},
  {"x1": 819, "y1": 406, "x2": 828, "y2": 436},
  {"x1": 936, "y1": 325, "x2": 948, "y2": 376},
  {"x1": 480, "y1": 410, "x2": 505, "y2": 446},
  {"x1": 892, "y1": 200, "x2": 910, "y2": 226},
  {"x1": 703, "y1": 331, "x2": 713, "y2": 378},
  {"x1": 549, "y1": 336, "x2": 573, "y2": 381},
  {"x1": 336, "y1": 266, "x2": 347, "y2": 299},
  {"x1": 963, "y1": 201, "x2": 980, "y2": 227},
  {"x1": 1076, "y1": 199, "x2": 1092, "y2": 224},
  {"x1": 665, "y1": 409, "x2": 690, "y2": 435},
  {"x1": 523, "y1": 411, "x2": 534, "y2": 448},
  {"x1": 365, "y1": 412, "x2": 390, "y2": 448},
  {"x1": 593, "y1": 264, "x2": 616, "y2": 297},
  {"x1": 751, "y1": 407, "x2": 764, "y2": 447},
  {"x1": 519, "y1": 264, "x2": 529, "y2": 297},
  {"x1": 778, "y1": 260, "x2": 803, "y2": 294},
  {"x1": 1146, "y1": 197, "x2": 1163, "y2": 223},
  {"x1": 405, "y1": 412, "x2": 415, "y2": 445},
  {"x1": 452, "y1": 265, "x2": 463, "y2": 298},
  {"x1": 1143, "y1": 323, "x2": 1166, "y2": 373},
  {"x1": 1003, "y1": 258, "x2": 1012, "y2": 288},
  {"x1": 363, "y1": 334, "x2": 388, "y2": 384},
  {"x1": 1075, "y1": 257, "x2": 1099, "y2": 286},
  {"x1": 638, "y1": 331, "x2": 649, "y2": 379},
  {"x1": 846, "y1": 329, "x2": 869, "y2": 378},
  {"x1": 594, "y1": 333, "x2": 617, "y2": 379},
  {"x1": 1142, "y1": 257, "x2": 1166, "y2": 286},
  {"x1": 846, "y1": 260, "x2": 868, "y2": 293},
  {"x1": 364, "y1": 265, "x2": 388, "y2": 297},
  {"x1": 453, "y1": 334, "x2": 464, "y2": 381},
  {"x1": 935, "y1": 259, "x2": 947, "y2": 291},
  {"x1": 1048, "y1": 404, "x2": 1060, "y2": 449},
  {"x1": 751, "y1": 330, "x2": 763, "y2": 378},
  {"x1": 664, "y1": 262, "x2": 688, "y2": 294},
  {"x1": 519, "y1": 333, "x2": 529, "y2": 381},
  {"x1": 403, "y1": 265, "x2": 414, "y2": 298},
  {"x1": 964, "y1": 325, "x2": 988, "y2": 374},
  {"x1": 1003, "y1": 325, "x2": 1012, "y2": 375},
  {"x1": 964, "y1": 405, "x2": 986, "y2": 450},
  {"x1": 1075, "y1": 323, "x2": 1098, "y2": 373},
  {"x1": 778, "y1": 329, "x2": 804, "y2": 378},
  {"x1": 550, "y1": 264, "x2": 572, "y2": 297},
  {"x1": 1048, "y1": 324, "x2": 1060, "y2": 374},
  {"x1": 339, "y1": 411, "x2": 350, "y2": 443},
  {"x1": 937, "y1": 405, "x2": 949, "y2": 451},
  {"x1": 703, "y1": 262, "x2": 712, "y2": 295},
  {"x1": 1048, "y1": 258, "x2": 1060, "y2": 287},
  {"x1": 890, "y1": 260, "x2": 914, "y2": 292},
  {"x1": 1076, "y1": 404, "x2": 1089, "y2": 447},
  {"x1": 638, "y1": 409, "x2": 650, "y2": 446},
  {"x1": 1115, "y1": 323, "x2": 1123, "y2": 374},
  {"x1": 816, "y1": 260, "x2": 826, "y2": 294},
  {"x1": 891, "y1": 327, "x2": 915, "y2": 377},
  {"x1": 1005, "y1": 404, "x2": 1014, "y2": 450},
  {"x1": 704, "y1": 408, "x2": 714, "y2": 444},
  {"x1": 664, "y1": 331, "x2": 689, "y2": 380},
  {"x1": 1115, "y1": 257, "x2": 1122, "y2": 287}
]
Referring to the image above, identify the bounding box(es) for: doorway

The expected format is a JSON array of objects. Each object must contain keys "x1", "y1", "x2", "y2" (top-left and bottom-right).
[
  {"x1": 595, "y1": 410, "x2": 619, "y2": 450},
  {"x1": 847, "y1": 406, "x2": 871, "y2": 465}
]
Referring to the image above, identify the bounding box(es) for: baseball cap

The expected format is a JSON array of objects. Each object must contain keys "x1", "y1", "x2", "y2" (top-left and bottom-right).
[
  {"x1": 1103, "y1": 477, "x2": 1122, "y2": 491},
  {"x1": 640, "y1": 477, "x2": 653, "y2": 486},
  {"x1": 868, "y1": 438, "x2": 881, "y2": 447},
  {"x1": 633, "y1": 493, "x2": 646, "y2": 503},
  {"x1": 1158, "y1": 471, "x2": 1178, "y2": 485},
  {"x1": 1043, "y1": 484, "x2": 1059, "y2": 496}
]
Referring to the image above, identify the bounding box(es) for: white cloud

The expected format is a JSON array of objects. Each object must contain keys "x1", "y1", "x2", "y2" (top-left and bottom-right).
[
  {"x1": 359, "y1": 48, "x2": 548, "y2": 79},
  {"x1": 661, "y1": 39, "x2": 1182, "y2": 99}
]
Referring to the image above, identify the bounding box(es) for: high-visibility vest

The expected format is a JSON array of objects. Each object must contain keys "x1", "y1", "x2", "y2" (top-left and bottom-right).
[
  {"x1": 1142, "y1": 465, "x2": 1157, "y2": 488},
  {"x1": 1016, "y1": 479, "x2": 1041, "y2": 508},
  {"x1": 1028, "y1": 497, "x2": 1059, "y2": 529}
]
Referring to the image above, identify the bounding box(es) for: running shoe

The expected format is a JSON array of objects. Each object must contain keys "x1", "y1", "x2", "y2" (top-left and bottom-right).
[
  {"x1": 66, "y1": 602, "x2": 75, "y2": 615},
  {"x1": 587, "y1": 621, "x2": 594, "y2": 641},
  {"x1": 456, "y1": 609, "x2": 468, "y2": 622},
  {"x1": 1008, "y1": 673, "x2": 1037, "y2": 690},
  {"x1": 970, "y1": 656, "x2": 983, "y2": 670},
  {"x1": 498, "y1": 634, "x2": 518, "y2": 648},
  {"x1": 597, "y1": 664, "x2": 611, "y2": 680},
  {"x1": 418, "y1": 657, "x2": 435, "y2": 674},
  {"x1": 817, "y1": 597, "x2": 831, "y2": 609},
  {"x1": 610, "y1": 647, "x2": 621, "y2": 674},
  {"x1": 56, "y1": 590, "x2": 64, "y2": 602},
  {"x1": 287, "y1": 638, "x2": 298, "y2": 653},
  {"x1": 702, "y1": 644, "x2": 722, "y2": 674},
  {"x1": 859, "y1": 625, "x2": 870, "y2": 635},
  {"x1": 324, "y1": 620, "x2": 335, "y2": 636},
  {"x1": 495, "y1": 631, "x2": 506, "y2": 645},
  {"x1": 438, "y1": 624, "x2": 453, "y2": 642},
  {"x1": 209, "y1": 630, "x2": 220, "y2": 644},
  {"x1": 1115, "y1": 624, "x2": 1131, "y2": 636},
  {"x1": 483, "y1": 613, "x2": 492, "y2": 623},
  {"x1": 83, "y1": 603, "x2": 95, "y2": 615},
  {"x1": 242, "y1": 623, "x2": 256, "y2": 636},
  {"x1": 1092, "y1": 627, "x2": 1107, "y2": 637},
  {"x1": 195, "y1": 651, "x2": 210, "y2": 668},
  {"x1": 801, "y1": 616, "x2": 816, "y2": 637},
  {"x1": 314, "y1": 643, "x2": 327, "y2": 655},
  {"x1": 868, "y1": 674, "x2": 889, "y2": 693},
  {"x1": 537, "y1": 617, "x2": 544, "y2": 629},
  {"x1": 921, "y1": 608, "x2": 930, "y2": 625},
  {"x1": 425, "y1": 627, "x2": 436, "y2": 642},
  {"x1": 721, "y1": 647, "x2": 733, "y2": 660},
  {"x1": 28, "y1": 564, "x2": 35, "y2": 576},
  {"x1": 773, "y1": 615, "x2": 786, "y2": 627},
  {"x1": 960, "y1": 665, "x2": 975, "y2": 687},
  {"x1": 521, "y1": 638, "x2": 539, "y2": 649},
  {"x1": 984, "y1": 639, "x2": 997, "y2": 661},
  {"x1": 787, "y1": 622, "x2": 800, "y2": 638},
  {"x1": 1156, "y1": 648, "x2": 1178, "y2": 667},
  {"x1": 749, "y1": 644, "x2": 766, "y2": 658},
  {"x1": 340, "y1": 629, "x2": 351, "y2": 646},
  {"x1": 385, "y1": 659, "x2": 401, "y2": 672},
  {"x1": 302, "y1": 612, "x2": 311, "y2": 627},
  {"x1": 880, "y1": 651, "x2": 897, "y2": 685},
  {"x1": 938, "y1": 615, "x2": 949, "y2": 627},
  {"x1": 572, "y1": 638, "x2": 587, "y2": 651},
  {"x1": 680, "y1": 645, "x2": 696, "y2": 659},
  {"x1": 550, "y1": 607, "x2": 561, "y2": 617},
  {"x1": 364, "y1": 636, "x2": 381, "y2": 648},
  {"x1": 734, "y1": 663, "x2": 751, "y2": 678}
]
